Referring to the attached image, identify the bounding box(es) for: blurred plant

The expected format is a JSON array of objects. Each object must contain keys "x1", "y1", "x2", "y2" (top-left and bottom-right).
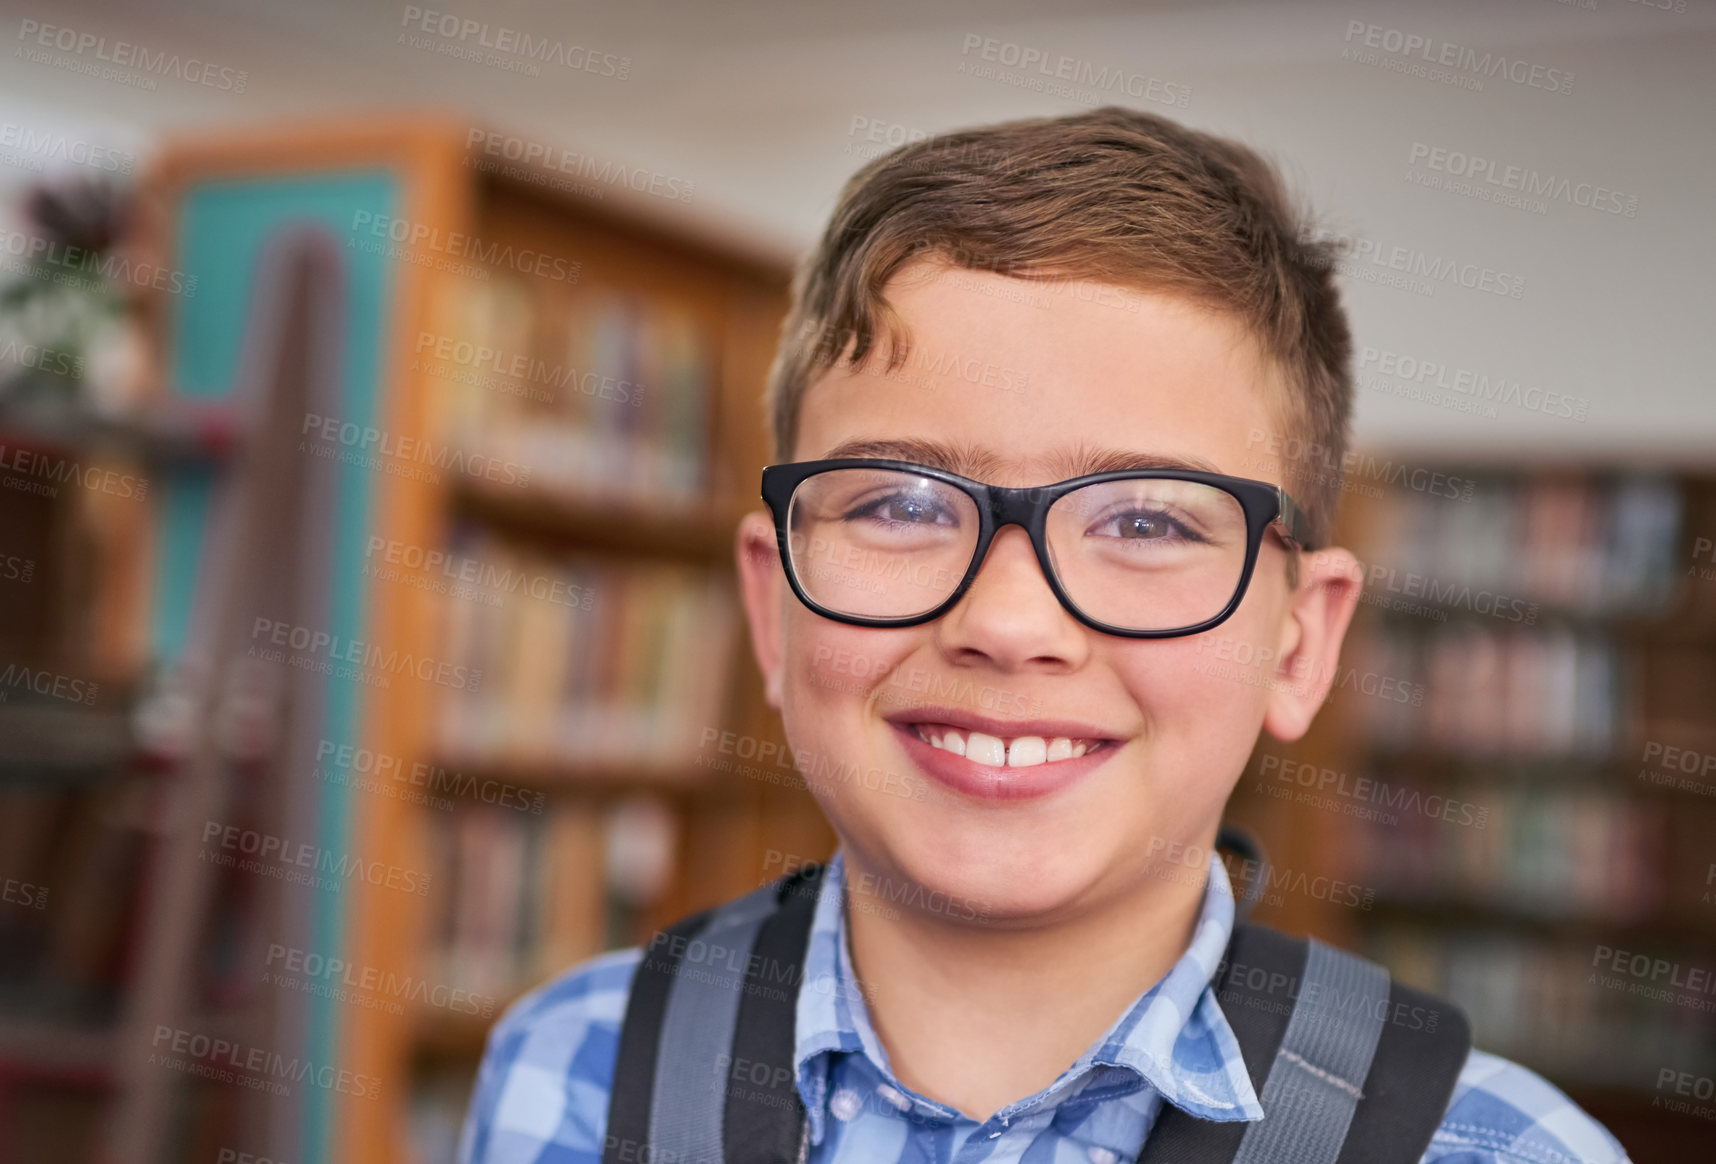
[{"x1": 0, "y1": 172, "x2": 135, "y2": 408}]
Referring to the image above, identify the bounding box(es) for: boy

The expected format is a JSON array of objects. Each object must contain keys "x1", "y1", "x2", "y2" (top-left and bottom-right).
[{"x1": 459, "y1": 107, "x2": 1630, "y2": 1164}]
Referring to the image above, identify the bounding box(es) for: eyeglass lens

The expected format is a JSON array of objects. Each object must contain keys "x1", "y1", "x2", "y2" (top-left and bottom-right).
[{"x1": 783, "y1": 466, "x2": 1251, "y2": 632}]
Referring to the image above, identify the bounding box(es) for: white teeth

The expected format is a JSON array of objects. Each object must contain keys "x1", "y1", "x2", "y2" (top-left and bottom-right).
[
  {"x1": 965, "y1": 731, "x2": 1006, "y2": 767},
  {"x1": 912, "y1": 725, "x2": 1100, "y2": 768},
  {"x1": 1007, "y1": 736, "x2": 1047, "y2": 767}
]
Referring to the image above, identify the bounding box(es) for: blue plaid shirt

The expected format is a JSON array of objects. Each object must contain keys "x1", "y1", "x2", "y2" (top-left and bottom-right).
[{"x1": 459, "y1": 850, "x2": 1631, "y2": 1164}]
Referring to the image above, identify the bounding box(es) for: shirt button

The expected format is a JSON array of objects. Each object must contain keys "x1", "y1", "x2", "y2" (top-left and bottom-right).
[
  {"x1": 1087, "y1": 1148, "x2": 1119, "y2": 1164},
  {"x1": 830, "y1": 1088, "x2": 862, "y2": 1122},
  {"x1": 874, "y1": 1083, "x2": 912, "y2": 1112}
]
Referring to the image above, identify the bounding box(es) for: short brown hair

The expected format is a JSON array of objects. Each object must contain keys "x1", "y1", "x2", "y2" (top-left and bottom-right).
[{"x1": 763, "y1": 105, "x2": 1352, "y2": 548}]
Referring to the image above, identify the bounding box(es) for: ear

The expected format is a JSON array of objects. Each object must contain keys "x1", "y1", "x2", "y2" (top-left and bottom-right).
[
  {"x1": 736, "y1": 510, "x2": 787, "y2": 710},
  {"x1": 1261, "y1": 546, "x2": 1364, "y2": 742}
]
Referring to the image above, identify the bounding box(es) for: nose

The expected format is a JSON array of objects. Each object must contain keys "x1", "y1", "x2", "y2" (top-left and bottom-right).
[{"x1": 931, "y1": 524, "x2": 1089, "y2": 672}]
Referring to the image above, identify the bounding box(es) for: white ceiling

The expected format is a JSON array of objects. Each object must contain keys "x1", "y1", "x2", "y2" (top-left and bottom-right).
[{"x1": 3, "y1": 0, "x2": 1714, "y2": 462}]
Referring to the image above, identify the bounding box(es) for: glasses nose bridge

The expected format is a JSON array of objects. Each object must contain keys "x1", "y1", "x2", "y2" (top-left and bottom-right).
[{"x1": 984, "y1": 483, "x2": 1047, "y2": 534}]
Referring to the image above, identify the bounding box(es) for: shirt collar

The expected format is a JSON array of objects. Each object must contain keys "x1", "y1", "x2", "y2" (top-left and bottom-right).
[{"x1": 793, "y1": 849, "x2": 1265, "y2": 1147}]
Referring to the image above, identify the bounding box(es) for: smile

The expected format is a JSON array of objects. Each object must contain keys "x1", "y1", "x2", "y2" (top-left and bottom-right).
[
  {"x1": 888, "y1": 715, "x2": 1120, "y2": 801},
  {"x1": 908, "y1": 723, "x2": 1110, "y2": 768}
]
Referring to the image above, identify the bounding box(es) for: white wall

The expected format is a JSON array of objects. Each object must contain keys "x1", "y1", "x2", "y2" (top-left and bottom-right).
[{"x1": 3, "y1": 0, "x2": 1711, "y2": 460}]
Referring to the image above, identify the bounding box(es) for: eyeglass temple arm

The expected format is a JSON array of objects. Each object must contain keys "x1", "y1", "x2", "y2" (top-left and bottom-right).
[{"x1": 1274, "y1": 487, "x2": 1317, "y2": 551}]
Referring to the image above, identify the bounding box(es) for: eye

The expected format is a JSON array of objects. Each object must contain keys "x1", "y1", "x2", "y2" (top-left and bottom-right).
[
  {"x1": 847, "y1": 491, "x2": 958, "y2": 528},
  {"x1": 1091, "y1": 507, "x2": 1203, "y2": 544},
  {"x1": 1116, "y1": 512, "x2": 1171, "y2": 540}
]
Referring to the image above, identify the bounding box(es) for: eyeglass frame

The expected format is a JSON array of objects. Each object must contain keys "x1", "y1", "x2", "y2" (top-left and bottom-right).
[{"x1": 759, "y1": 457, "x2": 1319, "y2": 639}]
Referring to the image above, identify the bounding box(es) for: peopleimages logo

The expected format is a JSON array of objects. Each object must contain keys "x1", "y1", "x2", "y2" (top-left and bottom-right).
[
  {"x1": 1257, "y1": 755, "x2": 1490, "y2": 829},
  {"x1": 0, "y1": 662, "x2": 98, "y2": 705},
  {"x1": 1358, "y1": 347, "x2": 1591, "y2": 422},
  {"x1": 150, "y1": 1025, "x2": 379, "y2": 1099},
  {"x1": 1653, "y1": 1068, "x2": 1716, "y2": 1123},
  {"x1": 697, "y1": 727, "x2": 929, "y2": 804},
  {"x1": 1339, "y1": 555, "x2": 1539, "y2": 625},
  {"x1": 314, "y1": 739, "x2": 544, "y2": 812},
  {"x1": 264, "y1": 943, "x2": 496, "y2": 1017},
  {"x1": 349, "y1": 210, "x2": 580, "y2": 284},
  {"x1": 413, "y1": 330, "x2": 643, "y2": 406},
  {"x1": 0, "y1": 228, "x2": 198, "y2": 298},
  {"x1": 1636, "y1": 740, "x2": 1716, "y2": 800},
  {"x1": 1302, "y1": 227, "x2": 1526, "y2": 301},
  {"x1": 2, "y1": 877, "x2": 47, "y2": 910},
  {"x1": 16, "y1": 19, "x2": 249, "y2": 91},
  {"x1": 1342, "y1": 21, "x2": 1574, "y2": 95},
  {"x1": 365, "y1": 535, "x2": 596, "y2": 610},
  {"x1": 397, "y1": 6, "x2": 630, "y2": 79},
  {"x1": 957, "y1": 32, "x2": 1191, "y2": 109},
  {"x1": 1191, "y1": 634, "x2": 1425, "y2": 707},
  {"x1": 201, "y1": 820, "x2": 433, "y2": 896},
  {"x1": 0, "y1": 122, "x2": 135, "y2": 173},
  {"x1": 463, "y1": 129, "x2": 695, "y2": 204},
  {"x1": 249, "y1": 617, "x2": 482, "y2": 692},
  {"x1": 1591, "y1": 944, "x2": 1716, "y2": 1010},
  {"x1": 299, "y1": 410, "x2": 531, "y2": 488},
  {"x1": 1406, "y1": 142, "x2": 1639, "y2": 218},
  {"x1": 1243, "y1": 428, "x2": 1478, "y2": 501}
]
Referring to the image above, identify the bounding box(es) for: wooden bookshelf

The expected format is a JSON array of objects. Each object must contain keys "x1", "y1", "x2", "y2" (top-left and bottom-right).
[
  {"x1": 447, "y1": 482, "x2": 747, "y2": 563},
  {"x1": 0, "y1": 114, "x2": 839, "y2": 1164},
  {"x1": 0, "y1": 376, "x2": 197, "y2": 1158},
  {"x1": 1226, "y1": 466, "x2": 1716, "y2": 1160}
]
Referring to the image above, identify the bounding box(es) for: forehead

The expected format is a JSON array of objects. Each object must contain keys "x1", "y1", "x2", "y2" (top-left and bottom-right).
[
  {"x1": 815, "y1": 435, "x2": 1225, "y2": 482},
  {"x1": 793, "y1": 258, "x2": 1286, "y2": 486}
]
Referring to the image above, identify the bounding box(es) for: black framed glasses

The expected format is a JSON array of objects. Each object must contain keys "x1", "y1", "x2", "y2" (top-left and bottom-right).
[{"x1": 760, "y1": 458, "x2": 1317, "y2": 638}]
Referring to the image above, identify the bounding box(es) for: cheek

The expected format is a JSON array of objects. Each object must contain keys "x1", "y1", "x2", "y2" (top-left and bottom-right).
[
  {"x1": 782, "y1": 617, "x2": 917, "y2": 753},
  {"x1": 792, "y1": 623, "x2": 881, "y2": 699},
  {"x1": 1114, "y1": 636, "x2": 1276, "y2": 752},
  {"x1": 780, "y1": 621, "x2": 934, "y2": 856}
]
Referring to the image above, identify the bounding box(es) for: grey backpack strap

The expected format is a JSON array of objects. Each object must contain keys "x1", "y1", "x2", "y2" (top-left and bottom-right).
[
  {"x1": 645, "y1": 883, "x2": 783, "y2": 1160},
  {"x1": 1228, "y1": 940, "x2": 1389, "y2": 1164},
  {"x1": 1138, "y1": 923, "x2": 1471, "y2": 1164},
  {"x1": 604, "y1": 868, "x2": 818, "y2": 1164},
  {"x1": 1332, "y1": 974, "x2": 1471, "y2": 1164}
]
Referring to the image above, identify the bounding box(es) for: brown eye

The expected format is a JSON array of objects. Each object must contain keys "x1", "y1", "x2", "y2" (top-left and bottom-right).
[{"x1": 1120, "y1": 514, "x2": 1170, "y2": 540}]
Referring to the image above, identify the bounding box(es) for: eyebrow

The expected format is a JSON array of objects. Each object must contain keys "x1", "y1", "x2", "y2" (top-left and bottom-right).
[{"x1": 817, "y1": 437, "x2": 1226, "y2": 480}]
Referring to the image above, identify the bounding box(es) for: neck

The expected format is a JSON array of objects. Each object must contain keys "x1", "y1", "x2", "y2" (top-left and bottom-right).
[{"x1": 839, "y1": 852, "x2": 1213, "y2": 1122}]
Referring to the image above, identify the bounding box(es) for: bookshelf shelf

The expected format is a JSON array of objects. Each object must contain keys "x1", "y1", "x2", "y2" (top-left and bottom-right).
[
  {"x1": 1353, "y1": 751, "x2": 1716, "y2": 796},
  {"x1": 448, "y1": 480, "x2": 746, "y2": 564},
  {"x1": 0, "y1": 1019, "x2": 118, "y2": 1077},
  {"x1": 1364, "y1": 900, "x2": 1716, "y2": 947},
  {"x1": 409, "y1": 1010, "x2": 493, "y2": 1063},
  {"x1": 427, "y1": 757, "x2": 709, "y2": 792},
  {"x1": 0, "y1": 398, "x2": 241, "y2": 463},
  {"x1": 0, "y1": 704, "x2": 133, "y2": 780}
]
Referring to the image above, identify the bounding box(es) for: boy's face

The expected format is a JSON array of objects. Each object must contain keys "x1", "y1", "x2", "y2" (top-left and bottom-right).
[{"x1": 736, "y1": 259, "x2": 1360, "y2": 923}]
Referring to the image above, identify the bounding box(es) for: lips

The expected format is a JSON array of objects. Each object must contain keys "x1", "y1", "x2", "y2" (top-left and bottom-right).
[
  {"x1": 908, "y1": 723, "x2": 1106, "y2": 768},
  {"x1": 883, "y1": 707, "x2": 1121, "y2": 801}
]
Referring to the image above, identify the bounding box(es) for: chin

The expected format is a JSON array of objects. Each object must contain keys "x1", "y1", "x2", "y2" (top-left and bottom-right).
[{"x1": 854, "y1": 809, "x2": 1122, "y2": 926}]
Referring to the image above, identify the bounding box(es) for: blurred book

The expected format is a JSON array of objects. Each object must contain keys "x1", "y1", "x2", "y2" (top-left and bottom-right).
[
  {"x1": 435, "y1": 277, "x2": 715, "y2": 512},
  {"x1": 421, "y1": 798, "x2": 619, "y2": 1005},
  {"x1": 1347, "y1": 782, "x2": 1665, "y2": 921},
  {"x1": 1365, "y1": 924, "x2": 1716, "y2": 1090},
  {"x1": 433, "y1": 532, "x2": 737, "y2": 775},
  {"x1": 1367, "y1": 471, "x2": 1682, "y2": 617}
]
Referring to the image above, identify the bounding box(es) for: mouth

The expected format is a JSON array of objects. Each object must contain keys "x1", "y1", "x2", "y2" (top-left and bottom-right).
[
  {"x1": 885, "y1": 711, "x2": 1122, "y2": 801},
  {"x1": 905, "y1": 723, "x2": 1113, "y2": 768}
]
